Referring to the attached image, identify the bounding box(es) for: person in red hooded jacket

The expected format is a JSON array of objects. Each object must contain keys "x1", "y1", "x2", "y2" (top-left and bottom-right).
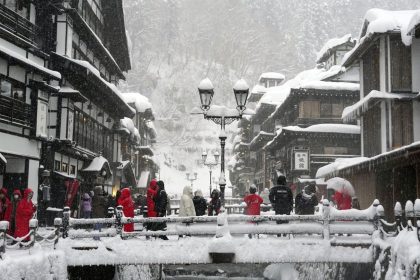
[
  {"x1": 15, "y1": 188, "x2": 36, "y2": 240},
  {"x1": 0, "y1": 187, "x2": 12, "y2": 222},
  {"x1": 244, "y1": 185, "x2": 263, "y2": 216},
  {"x1": 147, "y1": 179, "x2": 158, "y2": 218},
  {"x1": 332, "y1": 191, "x2": 352, "y2": 210},
  {"x1": 117, "y1": 188, "x2": 135, "y2": 232}
]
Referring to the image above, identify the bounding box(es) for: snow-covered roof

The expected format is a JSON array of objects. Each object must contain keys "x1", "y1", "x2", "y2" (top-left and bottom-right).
[
  {"x1": 342, "y1": 9, "x2": 420, "y2": 66},
  {"x1": 283, "y1": 124, "x2": 360, "y2": 134},
  {"x1": 122, "y1": 92, "x2": 152, "y2": 113},
  {"x1": 316, "y1": 34, "x2": 354, "y2": 63},
  {"x1": 316, "y1": 157, "x2": 369, "y2": 178},
  {"x1": 258, "y1": 72, "x2": 285, "y2": 81},
  {"x1": 82, "y1": 156, "x2": 111, "y2": 174},
  {"x1": 251, "y1": 85, "x2": 267, "y2": 94},
  {"x1": 342, "y1": 90, "x2": 415, "y2": 122},
  {"x1": 59, "y1": 55, "x2": 135, "y2": 116},
  {"x1": 0, "y1": 44, "x2": 61, "y2": 80},
  {"x1": 297, "y1": 81, "x2": 360, "y2": 91},
  {"x1": 361, "y1": 9, "x2": 418, "y2": 46}
]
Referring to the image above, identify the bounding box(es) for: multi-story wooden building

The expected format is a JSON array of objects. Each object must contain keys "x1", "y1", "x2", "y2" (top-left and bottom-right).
[
  {"x1": 317, "y1": 9, "x2": 420, "y2": 216},
  {"x1": 0, "y1": 1, "x2": 62, "y2": 203},
  {"x1": 0, "y1": 0, "x2": 147, "y2": 222}
]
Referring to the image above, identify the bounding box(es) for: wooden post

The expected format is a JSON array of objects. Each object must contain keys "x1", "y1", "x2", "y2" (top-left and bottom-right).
[
  {"x1": 63, "y1": 206, "x2": 70, "y2": 239},
  {"x1": 405, "y1": 200, "x2": 414, "y2": 230},
  {"x1": 29, "y1": 219, "x2": 38, "y2": 247},
  {"x1": 53, "y1": 218, "x2": 62, "y2": 249},
  {"x1": 322, "y1": 199, "x2": 330, "y2": 240},
  {"x1": 394, "y1": 202, "x2": 403, "y2": 232},
  {"x1": 0, "y1": 221, "x2": 9, "y2": 258},
  {"x1": 116, "y1": 205, "x2": 123, "y2": 238}
]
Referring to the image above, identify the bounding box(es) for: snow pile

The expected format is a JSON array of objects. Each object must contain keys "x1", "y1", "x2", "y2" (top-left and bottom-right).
[
  {"x1": 119, "y1": 118, "x2": 141, "y2": 144},
  {"x1": 382, "y1": 229, "x2": 420, "y2": 279},
  {"x1": 198, "y1": 78, "x2": 214, "y2": 90},
  {"x1": 263, "y1": 264, "x2": 299, "y2": 280},
  {"x1": 316, "y1": 34, "x2": 353, "y2": 63},
  {"x1": 283, "y1": 124, "x2": 360, "y2": 134},
  {"x1": 0, "y1": 245, "x2": 67, "y2": 280},
  {"x1": 122, "y1": 92, "x2": 152, "y2": 113},
  {"x1": 233, "y1": 79, "x2": 249, "y2": 91},
  {"x1": 342, "y1": 91, "x2": 415, "y2": 122},
  {"x1": 251, "y1": 84, "x2": 267, "y2": 94},
  {"x1": 259, "y1": 72, "x2": 285, "y2": 81},
  {"x1": 316, "y1": 157, "x2": 369, "y2": 178},
  {"x1": 82, "y1": 155, "x2": 110, "y2": 173}
]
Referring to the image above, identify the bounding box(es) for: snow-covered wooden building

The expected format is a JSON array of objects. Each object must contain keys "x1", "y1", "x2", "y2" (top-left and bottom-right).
[
  {"x1": 0, "y1": 1, "x2": 61, "y2": 202},
  {"x1": 0, "y1": 0, "x2": 139, "y2": 222},
  {"x1": 317, "y1": 9, "x2": 420, "y2": 215}
]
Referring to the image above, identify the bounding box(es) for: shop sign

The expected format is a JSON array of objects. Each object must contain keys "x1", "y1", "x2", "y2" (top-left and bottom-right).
[{"x1": 293, "y1": 150, "x2": 309, "y2": 171}]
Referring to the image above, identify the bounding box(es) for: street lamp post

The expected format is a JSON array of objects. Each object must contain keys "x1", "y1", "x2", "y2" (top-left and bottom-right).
[
  {"x1": 186, "y1": 172, "x2": 198, "y2": 189},
  {"x1": 194, "y1": 78, "x2": 251, "y2": 205},
  {"x1": 202, "y1": 151, "x2": 220, "y2": 197}
]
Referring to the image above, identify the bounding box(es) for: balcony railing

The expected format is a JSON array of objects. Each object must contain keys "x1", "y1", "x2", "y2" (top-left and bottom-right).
[
  {"x1": 0, "y1": 95, "x2": 34, "y2": 129},
  {"x1": 0, "y1": 4, "x2": 38, "y2": 45}
]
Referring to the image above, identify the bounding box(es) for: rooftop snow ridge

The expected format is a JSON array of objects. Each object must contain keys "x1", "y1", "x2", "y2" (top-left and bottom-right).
[
  {"x1": 362, "y1": 9, "x2": 419, "y2": 46},
  {"x1": 297, "y1": 81, "x2": 360, "y2": 91},
  {"x1": 316, "y1": 34, "x2": 354, "y2": 63},
  {"x1": 258, "y1": 72, "x2": 285, "y2": 81},
  {"x1": 283, "y1": 124, "x2": 360, "y2": 134}
]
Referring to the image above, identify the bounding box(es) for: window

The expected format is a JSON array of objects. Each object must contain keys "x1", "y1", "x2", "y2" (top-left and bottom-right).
[
  {"x1": 390, "y1": 36, "x2": 412, "y2": 92},
  {"x1": 362, "y1": 41, "x2": 380, "y2": 97},
  {"x1": 324, "y1": 147, "x2": 348, "y2": 154},
  {"x1": 54, "y1": 160, "x2": 61, "y2": 171},
  {"x1": 3, "y1": 0, "x2": 30, "y2": 19},
  {"x1": 70, "y1": 165, "x2": 76, "y2": 175},
  {"x1": 392, "y1": 101, "x2": 413, "y2": 149},
  {"x1": 299, "y1": 100, "x2": 320, "y2": 118},
  {"x1": 363, "y1": 105, "x2": 381, "y2": 157},
  {"x1": 320, "y1": 102, "x2": 344, "y2": 118},
  {"x1": 1, "y1": 80, "x2": 11, "y2": 97},
  {"x1": 62, "y1": 162, "x2": 68, "y2": 173}
]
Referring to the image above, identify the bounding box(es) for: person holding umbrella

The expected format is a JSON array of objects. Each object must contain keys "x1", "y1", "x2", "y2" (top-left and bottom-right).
[{"x1": 326, "y1": 177, "x2": 354, "y2": 210}]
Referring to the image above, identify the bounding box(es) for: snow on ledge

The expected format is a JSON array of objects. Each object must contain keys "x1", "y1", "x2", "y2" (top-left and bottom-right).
[
  {"x1": 251, "y1": 84, "x2": 267, "y2": 94},
  {"x1": 297, "y1": 80, "x2": 360, "y2": 91},
  {"x1": 283, "y1": 124, "x2": 360, "y2": 134},
  {"x1": 316, "y1": 157, "x2": 369, "y2": 178},
  {"x1": 342, "y1": 90, "x2": 415, "y2": 122},
  {"x1": 259, "y1": 72, "x2": 285, "y2": 81},
  {"x1": 0, "y1": 153, "x2": 6, "y2": 164}
]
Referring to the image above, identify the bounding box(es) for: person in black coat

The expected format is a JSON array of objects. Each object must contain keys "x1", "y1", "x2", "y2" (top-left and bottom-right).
[
  {"x1": 208, "y1": 189, "x2": 221, "y2": 216},
  {"x1": 295, "y1": 183, "x2": 318, "y2": 215},
  {"x1": 193, "y1": 189, "x2": 207, "y2": 216},
  {"x1": 269, "y1": 175, "x2": 293, "y2": 223},
  {"x1": 154, "y1": 180, "x2": 168, "y2": 240}
]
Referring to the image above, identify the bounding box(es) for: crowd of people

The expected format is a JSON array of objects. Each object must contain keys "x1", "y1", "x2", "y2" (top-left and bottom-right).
[
  {"x1": 0, "y1": 187, "x2": 36, "y2": 241},
  {"x1": 0, "y1": 174, "x2": 360, "y2": 242}
]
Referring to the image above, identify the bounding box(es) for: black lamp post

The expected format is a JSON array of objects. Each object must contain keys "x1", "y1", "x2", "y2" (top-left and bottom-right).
[
  {"x1": 195, "y1": 78, "x2": 251, "y2": 205},
  {"x1": 202, "y1": 151, "x2": 220, "y2": 197}
]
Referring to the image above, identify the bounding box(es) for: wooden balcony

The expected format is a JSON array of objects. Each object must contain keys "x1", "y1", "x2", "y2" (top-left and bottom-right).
[
  {"x1": 0, "y1": 4, "x2": 39, "y2": 45},
  {"x1": 0, "y1": 95, "x2": 34, "y2": 129}
]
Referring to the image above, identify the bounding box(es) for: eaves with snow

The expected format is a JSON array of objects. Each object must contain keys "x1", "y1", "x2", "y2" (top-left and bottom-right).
[
  {"x1": 342, "y1": 9, "x2": 420, "y2": 67},
  {"x1": 122, "y1": 92, "x2": 153, "y2": 114}
]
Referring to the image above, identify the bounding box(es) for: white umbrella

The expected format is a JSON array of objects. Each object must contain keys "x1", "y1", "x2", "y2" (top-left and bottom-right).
[{"x1": 326, "y1": 177, "x2": 355, "y2": 197}]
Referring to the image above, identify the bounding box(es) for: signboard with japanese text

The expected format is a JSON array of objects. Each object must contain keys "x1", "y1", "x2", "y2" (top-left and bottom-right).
[{"x1": 294, "y1": 150, "x2": 309, "y2": 171}]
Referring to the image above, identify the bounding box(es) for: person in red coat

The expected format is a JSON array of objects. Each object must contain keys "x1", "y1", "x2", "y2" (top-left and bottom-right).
[
  {"x1": 117, "y1": 188, "x2": 135, "y2": 232},
  {"x1": 147, "y1": 179, "x2": 158, "y2": 218},
  {"x1": 14, "y1": 188, "x2": 36, "y2": 240},
  {"x1": 332, "y1": 191, "x2": 352, "y2": 210},
  {"x1": 0, "y1": 187, "x2": 12, "y2": 222},
  {"x1": 244, "y1": 185, "x2": 263, "y2": 216}
]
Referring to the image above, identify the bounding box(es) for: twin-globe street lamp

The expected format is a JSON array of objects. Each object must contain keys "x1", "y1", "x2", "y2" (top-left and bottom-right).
[
  {"x1": 202, "y1": 150, "x2": 220, "y2": 197},
  {"x1": 186, "y1": 172, "x2": 198, "y2": 189},
  {"x1": 193, "y1": 78, "x2": 251, "y2": 205}
]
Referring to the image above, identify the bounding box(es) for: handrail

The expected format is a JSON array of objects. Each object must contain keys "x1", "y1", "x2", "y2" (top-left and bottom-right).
[
  {"x1": 0, "y1": 95, "x2": 33, "y2": 128},
  {"x1": 0, "y1": 4, "x2": 39, "y2": 45}
]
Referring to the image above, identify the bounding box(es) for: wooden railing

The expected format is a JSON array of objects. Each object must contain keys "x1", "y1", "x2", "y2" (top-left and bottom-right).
[
  {"x1": 0, "y1": 4, "x2": 39, "y2": 44},
  {"x1": 0, "y1": 95, "x2": 34, "y2": 128}
]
